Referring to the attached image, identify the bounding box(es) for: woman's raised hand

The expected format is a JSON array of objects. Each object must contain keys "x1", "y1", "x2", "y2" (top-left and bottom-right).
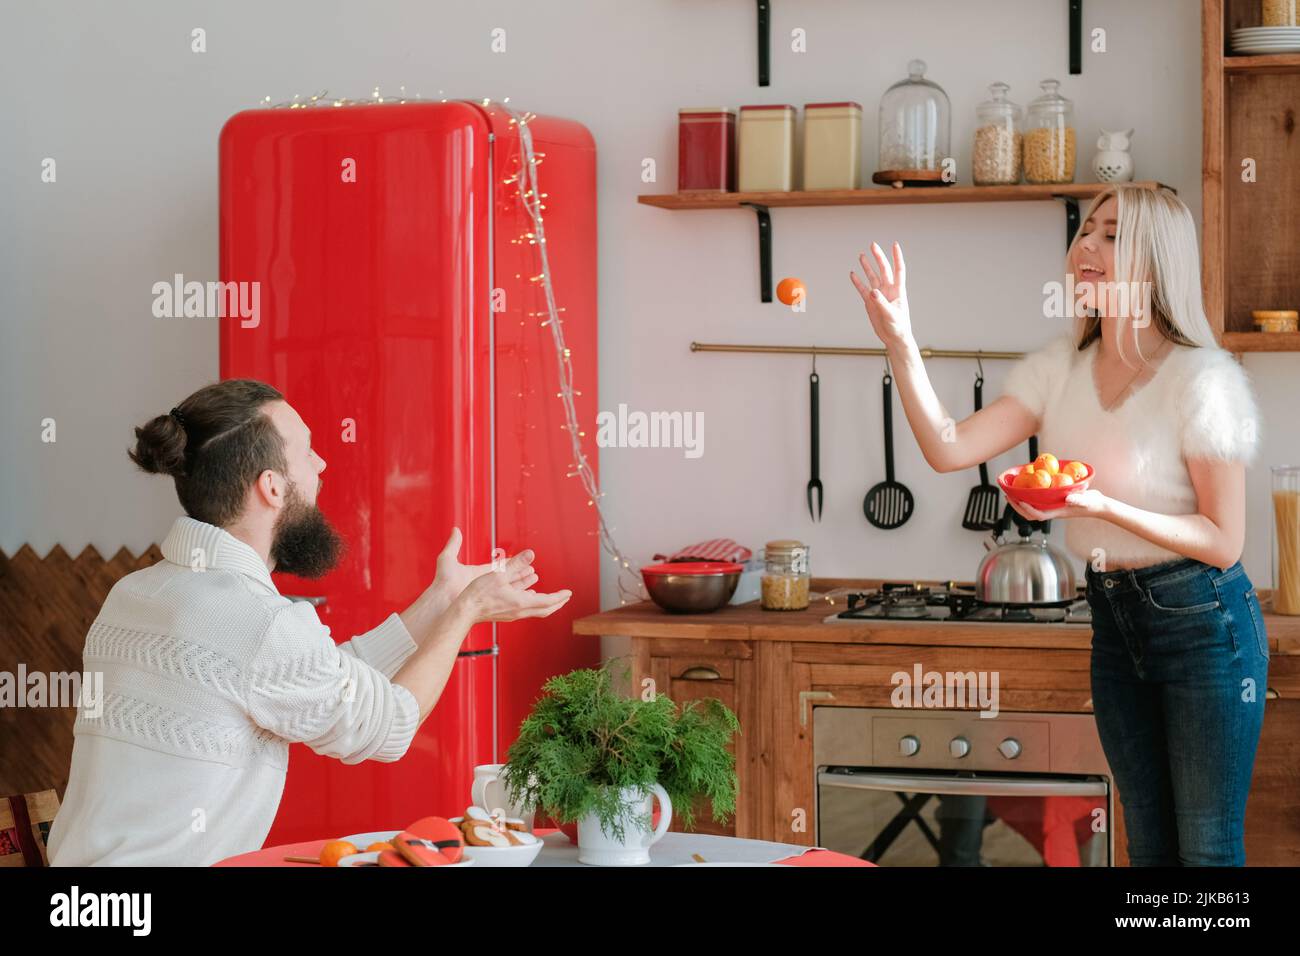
[{"x1": 850, "y1": 242, "x2": 913, "y2": 350}]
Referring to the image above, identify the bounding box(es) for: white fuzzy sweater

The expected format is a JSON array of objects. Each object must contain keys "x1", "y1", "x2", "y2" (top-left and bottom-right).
[
  {"x1": 1000, "y1": 334, "x2": 1262, "y2": 567},
  {"x1": 46, "y1": 516, "x2": 421, "y2": 866}
]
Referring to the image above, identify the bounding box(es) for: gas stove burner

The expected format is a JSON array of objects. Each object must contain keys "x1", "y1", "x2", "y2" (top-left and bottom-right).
[{"x1": 837, "y1": 581, "x2": 1090, "y2": 624}]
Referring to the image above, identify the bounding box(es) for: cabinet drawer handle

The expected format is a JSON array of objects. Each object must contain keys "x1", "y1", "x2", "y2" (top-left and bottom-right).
[{"x1": 680, "y1": 666, "x2": 721, "y2": 681}]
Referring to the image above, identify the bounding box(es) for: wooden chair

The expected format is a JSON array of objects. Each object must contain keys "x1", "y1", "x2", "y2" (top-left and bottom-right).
[{"x1": 0, "y1": 789, "x2": 61, "y2": 866}]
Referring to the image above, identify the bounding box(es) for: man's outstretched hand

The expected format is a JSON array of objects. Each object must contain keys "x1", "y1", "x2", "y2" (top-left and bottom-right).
[
  {"x1": 434, "y1": 528, "x2": 571, "y2": 623},
  {"x1": 458, "y1": 550, "x2": 573, "y2": 623}
]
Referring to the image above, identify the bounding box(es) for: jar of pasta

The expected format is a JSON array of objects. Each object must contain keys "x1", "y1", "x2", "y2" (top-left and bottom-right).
[
  {"x1": 1272, "y1": 465, "x2": 1300, "y2": 615},
  {"x1": 1024, "y1": 79, "x2": 1075, "y2": 184},
  {"x1": 762, "y1": 540, "x2": 810, "y2": 610},
  {"x1": 1263, "y1": 0, "x2": 1298, "y2": 26},
  {"x1": 972, "y1": 82, "x2": 1023, "y2": 185}
]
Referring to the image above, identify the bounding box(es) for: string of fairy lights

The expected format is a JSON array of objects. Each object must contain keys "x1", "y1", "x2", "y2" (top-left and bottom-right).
[{"x1": 260, "y1": 88, "x2": 646, "y2": 605}]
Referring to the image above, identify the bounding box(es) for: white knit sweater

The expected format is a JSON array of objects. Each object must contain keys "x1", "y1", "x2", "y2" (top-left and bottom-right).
[
  {"x1": 1000, "y1": 334, "x2": 1262, "y2": 567},
  {"x1": 46, "y1": 516, "x2": 421, "y2": 866}
]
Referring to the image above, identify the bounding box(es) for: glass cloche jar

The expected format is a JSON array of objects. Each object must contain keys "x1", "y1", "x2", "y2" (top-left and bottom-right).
[
  {"x1": 972, "y1": 82, "x2": 1023, "y2": 185},
  {"x1": 876, "y1": 59, "x2": 951, "y2": 185},
  {"x1": 1024, "y1": 78, "x2": 1076, "y2": 184}
]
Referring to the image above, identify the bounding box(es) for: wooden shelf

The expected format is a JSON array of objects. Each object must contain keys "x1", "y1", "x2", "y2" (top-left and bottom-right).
[
  {"x1": 1221, "y1": 332, "x2": 1300, "y2": 352},
  {"x1": 638, "y1": 181, "x2": 1169, "y2": 211},
  {"x1": 641, "y1": 181, "x2": 1170, "y2": 302},
  {"x1": 1224, "y1": 53, "x2": 1300, "y2": 74},
  {"x1": 748, "y1": 1, "x2": 1085, "y2": 87},
  {"x1": 1203, "y1": 1, "x2": 1300, "y2": 353}
]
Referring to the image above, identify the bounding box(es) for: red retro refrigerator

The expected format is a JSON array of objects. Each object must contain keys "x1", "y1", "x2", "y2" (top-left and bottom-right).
[{"x1": 218, "y1": 100, "x2": 600, "y2": 845}]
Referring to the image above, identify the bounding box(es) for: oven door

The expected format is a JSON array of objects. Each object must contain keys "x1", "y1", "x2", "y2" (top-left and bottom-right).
[{"x1": 817, "y1": 768, "x2": 1111, "y2": 867}]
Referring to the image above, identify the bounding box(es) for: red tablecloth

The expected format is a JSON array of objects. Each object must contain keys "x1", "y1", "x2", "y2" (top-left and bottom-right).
[{"x1": 214, "y1": 829, "x2": 874, "y2": 867}]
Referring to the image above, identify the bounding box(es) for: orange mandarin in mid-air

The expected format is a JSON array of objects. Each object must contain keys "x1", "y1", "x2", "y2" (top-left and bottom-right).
[{"x1": 776, "y1": 277, "x2": 806, "y2": 307}]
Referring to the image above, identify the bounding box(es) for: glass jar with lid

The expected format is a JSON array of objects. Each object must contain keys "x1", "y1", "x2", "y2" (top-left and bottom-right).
[
  {"x1": 761, "y1": 539, "x2": 810, "y2": 611},
  {"x1": 1272, "y1": 465, "x2": 1300, "y2": 615},
  {"x1": 1023, "y1": 79, "x2": 1075, "y2": 184},
  {"x1": 876, "y1": 59, "x2": 950, "y2": 183},
  {"x1": 972, "y1": 82, "x2": 1023, "y2": 185}
]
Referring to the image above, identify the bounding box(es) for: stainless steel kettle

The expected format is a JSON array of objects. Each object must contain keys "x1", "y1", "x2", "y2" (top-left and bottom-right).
[{"x1": 976, "y1": 502, "x2": 1077, "y2": 605}]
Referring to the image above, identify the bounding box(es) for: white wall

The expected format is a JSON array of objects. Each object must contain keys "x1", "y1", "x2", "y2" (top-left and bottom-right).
[{"x1": 2, "y1": 0, "x2": 1295, "y2": 625}]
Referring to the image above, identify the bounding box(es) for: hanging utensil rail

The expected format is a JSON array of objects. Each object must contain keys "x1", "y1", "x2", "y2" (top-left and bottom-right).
[{"x1": 690, "y1": 343, "x2": 1025, "y2": 360}]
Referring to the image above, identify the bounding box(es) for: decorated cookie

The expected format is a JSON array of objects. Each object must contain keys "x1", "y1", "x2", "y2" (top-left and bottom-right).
[
  {"x1": 467, "y1": 824, "x2": 516, "y2": 848},
  {"x1": 393, "y1": 816, "x2": 464, "y2": 865}
]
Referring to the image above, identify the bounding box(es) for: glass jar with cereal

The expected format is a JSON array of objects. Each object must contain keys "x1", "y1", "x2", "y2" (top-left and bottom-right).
[
  {"x1": 972, "y1": 82, "x2": 1023, "y2": 186},
  {"x1": 762, "y1": 539, "x2": 810, "y2": 611},
  {"x1": 1024, "y1": 79, "x2": 1075, "y2": 184}
]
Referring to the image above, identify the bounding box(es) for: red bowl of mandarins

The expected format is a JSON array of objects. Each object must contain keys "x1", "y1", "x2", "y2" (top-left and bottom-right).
[{"x1": 997, "y1": 453, "x2": 1094, "y2": 511}]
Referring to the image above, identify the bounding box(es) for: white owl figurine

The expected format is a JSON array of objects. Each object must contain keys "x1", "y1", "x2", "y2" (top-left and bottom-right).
[{"x1": 1091, "y1": 128, "x2": 1135, "y2": 183}]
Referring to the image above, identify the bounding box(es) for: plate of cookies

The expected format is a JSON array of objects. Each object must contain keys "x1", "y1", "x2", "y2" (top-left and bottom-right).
[
  {"x1": 334, "y1": 817, "x2": 474, "y2": 867},
  {"x1": 450, "y1": 805, "x2": 543, "y2": 867}
]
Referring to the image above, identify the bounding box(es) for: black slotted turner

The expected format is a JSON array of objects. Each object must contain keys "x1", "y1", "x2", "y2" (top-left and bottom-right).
[
  {"x1": 962, "y1": 373, "x2": 1001, "y2": 530},
  {"x1": 863, "y1": 366, "x2": 914, "y2": 529}
]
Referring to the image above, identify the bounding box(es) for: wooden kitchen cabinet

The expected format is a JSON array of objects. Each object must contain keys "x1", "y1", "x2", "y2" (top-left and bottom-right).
[
  {"x1": 633, "y1": 637, "x2": 757, "y2": 838},
  {"x1": 582, "y1": 580, "x2": 1300, "y2": 866}
]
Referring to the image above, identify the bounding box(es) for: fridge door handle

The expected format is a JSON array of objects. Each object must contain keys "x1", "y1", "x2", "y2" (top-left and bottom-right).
[{"x1": 284, "y1": 594, "x2": 327, "y2": 607}]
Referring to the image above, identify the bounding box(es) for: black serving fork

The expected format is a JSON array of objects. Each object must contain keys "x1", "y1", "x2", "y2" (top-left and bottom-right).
[{"x1": 807, "y1": 368, "x2": 823, "y2": 521}]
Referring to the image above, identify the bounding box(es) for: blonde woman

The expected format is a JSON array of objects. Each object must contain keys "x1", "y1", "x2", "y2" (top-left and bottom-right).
[{"x1": 850, "y1": 184, "x2": 1267, "y2": 866}]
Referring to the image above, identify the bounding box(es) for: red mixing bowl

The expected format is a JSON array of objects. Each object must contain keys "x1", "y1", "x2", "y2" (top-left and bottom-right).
[{"x1": 997, "y1": 461, "x2": 1094, "y2": 511}]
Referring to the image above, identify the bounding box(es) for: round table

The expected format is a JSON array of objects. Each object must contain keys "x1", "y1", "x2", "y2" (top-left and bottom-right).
[{"x1": 215, "y1": 828, "x2": 874, "y2": 867}]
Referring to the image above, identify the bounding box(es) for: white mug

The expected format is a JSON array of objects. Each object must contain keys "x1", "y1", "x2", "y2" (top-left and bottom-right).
[
  {"x1": 470, "y1": 764, "x2": 535, "y2": 831},
  {"x1": 577, "y1": 783, "x2": 672, "y2": 866}
]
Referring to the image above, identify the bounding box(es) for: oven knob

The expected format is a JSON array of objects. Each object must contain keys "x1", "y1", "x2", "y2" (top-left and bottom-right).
[
  {"x1": 949, "y1": 737, "x2": 970, "y2": 758},
  {"x1": 998, "y1": 738, "x2": 1022, "y2": 760},
  {"x1": 898, "y1": 735, "x2": 920, "y2": 757}
]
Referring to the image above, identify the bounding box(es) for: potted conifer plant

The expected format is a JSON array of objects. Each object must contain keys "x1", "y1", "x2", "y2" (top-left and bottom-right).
[{"x1": 500, "y1": 662, "x2": 739, "y2": 866}]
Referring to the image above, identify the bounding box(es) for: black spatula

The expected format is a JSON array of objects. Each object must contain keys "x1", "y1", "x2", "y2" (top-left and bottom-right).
[
  {"x1": 864, "y1": 368, "x2": 914, "y2": 529},
  {"x1": 962, "y1": 373, "x2": 1001, "y2": 531}
]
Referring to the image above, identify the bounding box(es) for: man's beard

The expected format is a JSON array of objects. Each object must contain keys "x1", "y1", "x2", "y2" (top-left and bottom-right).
[{"x1": 270, "y1": 482, "x2": 345, "y2": 579}]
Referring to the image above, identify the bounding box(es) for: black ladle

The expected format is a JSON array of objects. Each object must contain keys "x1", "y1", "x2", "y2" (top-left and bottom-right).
[{"x1": 863, "y1": 366, "x2": 914, "y2": 529}]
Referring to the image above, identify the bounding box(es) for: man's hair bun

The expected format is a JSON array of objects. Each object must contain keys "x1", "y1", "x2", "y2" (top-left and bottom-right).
[{"x1": 128, "y1": 413, "x2": 188, "y2": 477}]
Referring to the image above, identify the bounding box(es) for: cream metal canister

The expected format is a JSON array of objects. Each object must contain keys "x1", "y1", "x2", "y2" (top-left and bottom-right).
[
  {"x1": 738, "y1": 104, "x2": 795, "y2": 192},
  {"x1": 802, "y1": 101, "x2": 862, "y2": 190}
]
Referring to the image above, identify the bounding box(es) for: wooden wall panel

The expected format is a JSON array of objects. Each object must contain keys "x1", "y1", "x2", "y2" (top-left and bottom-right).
[{"x1": 0, "y1": 545, "x2": 162, "y2": 799}]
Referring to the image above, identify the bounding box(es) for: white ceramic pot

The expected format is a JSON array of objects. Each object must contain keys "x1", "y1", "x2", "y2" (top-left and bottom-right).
[{"x1": 576, "y1": 783, "x2": 672, "y2": 866}]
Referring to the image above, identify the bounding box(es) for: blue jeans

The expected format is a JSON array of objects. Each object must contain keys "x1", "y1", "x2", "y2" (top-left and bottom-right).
[{"x1": 1085, "y1": 557, "x2": 1268, "y2": 866}]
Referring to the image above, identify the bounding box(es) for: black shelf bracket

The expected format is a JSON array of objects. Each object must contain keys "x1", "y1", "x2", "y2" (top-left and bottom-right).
[
  {"x1": 1058, "y1": 196, "x2": 1080, "y2": 250},
  {"x1": 1069, "y1": 0, "x2": 1083, "y2": 74},
  {"x1": 757, "y1": 0, "x2": 771, "y2": 86},
  {"x1": 741, "y1": 202, "x2": 773, "y2": 302}
]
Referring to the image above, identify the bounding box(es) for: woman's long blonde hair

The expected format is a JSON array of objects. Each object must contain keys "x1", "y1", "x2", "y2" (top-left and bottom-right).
[{"x1": 1067, "y1": 184, "x2": 1219, "y2": 364}]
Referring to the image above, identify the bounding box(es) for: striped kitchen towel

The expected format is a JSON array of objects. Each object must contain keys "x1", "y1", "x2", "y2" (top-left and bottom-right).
[{"x1": 652, "y1": 538, "x2": 753, "y2": 564}]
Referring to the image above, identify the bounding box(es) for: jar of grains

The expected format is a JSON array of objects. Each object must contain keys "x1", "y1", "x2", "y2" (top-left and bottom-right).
[
  {"x1": 1262, "y1": 0, "x2": 1297, "y2": 27},
  {"x1": 761, "y1": 539, "x2": 810, "y2": 610},
  {"x1": 1024, "y1": 79, "x2": 1076, "y2": 184},
  {"x1": 972, "y1": 82, "x2": 1023, "y2": 185}
]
